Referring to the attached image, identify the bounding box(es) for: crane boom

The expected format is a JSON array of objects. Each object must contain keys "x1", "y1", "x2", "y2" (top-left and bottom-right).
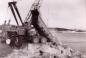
[
  {"x1": 8, "y1": 1, "x2": 23, "y2": 26},
  {"x1": 24, "y1": 0, "x2": 61, "y2": 44},
  {"x1": 24, "y1": 0, "x2": 42, "y2": 23}
]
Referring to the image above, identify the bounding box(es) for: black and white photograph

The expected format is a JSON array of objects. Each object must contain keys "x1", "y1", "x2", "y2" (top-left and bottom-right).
[{"x1": 0, "y1": 0, "x2": 86, "y2": 58}]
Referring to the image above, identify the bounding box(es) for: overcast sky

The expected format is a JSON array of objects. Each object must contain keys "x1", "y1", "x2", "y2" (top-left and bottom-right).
[{"x1": 0, "y1": 0, "x2": 86, "y2": 30}]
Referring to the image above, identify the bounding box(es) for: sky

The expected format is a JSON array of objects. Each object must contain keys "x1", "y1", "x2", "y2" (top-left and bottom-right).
[{"x1": 0, "y1": 0, "x2": 86, "y2": 30}]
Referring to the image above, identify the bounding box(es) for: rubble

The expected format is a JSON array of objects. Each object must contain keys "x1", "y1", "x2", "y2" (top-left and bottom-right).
[{"x1": 2, "y1": 43, "x2": 83, "y2": 58}]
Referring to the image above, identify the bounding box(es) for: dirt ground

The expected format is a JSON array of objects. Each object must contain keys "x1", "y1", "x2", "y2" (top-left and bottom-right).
[
  {"x1": 0, "y1": 41, "x2": 13, "y2": 57},
  {"x1": 0, "y1": 30, "x2": 86, "y2": 58}
]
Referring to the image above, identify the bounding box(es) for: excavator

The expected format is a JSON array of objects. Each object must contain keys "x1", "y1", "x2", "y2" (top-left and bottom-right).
[
  {"x1": 0, "y1": 0, "x2": 60, "y2": 48},
  {"x1": 0, "y1": 0, "x2": 82, "y2": 58}
]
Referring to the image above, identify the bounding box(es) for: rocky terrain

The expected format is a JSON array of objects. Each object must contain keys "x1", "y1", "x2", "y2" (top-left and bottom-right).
[{"x1": 0, "y1": 28, "x2": 86, "y2": 58}]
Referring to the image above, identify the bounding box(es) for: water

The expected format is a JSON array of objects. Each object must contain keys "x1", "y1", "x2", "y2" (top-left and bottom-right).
[{"x1": 50, "y1": 29, "x2": 86, "y2": 55}]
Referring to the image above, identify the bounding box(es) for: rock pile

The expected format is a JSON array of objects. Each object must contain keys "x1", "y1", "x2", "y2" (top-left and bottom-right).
[{"x1": 3, "y1": 43, "x2": 84, "y2": 58}]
